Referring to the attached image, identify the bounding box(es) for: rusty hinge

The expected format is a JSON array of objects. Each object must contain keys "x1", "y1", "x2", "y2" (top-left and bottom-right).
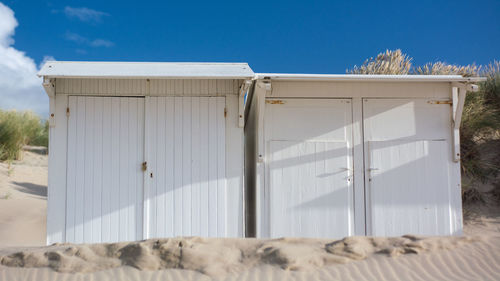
[
  {"x1": 142, "y1": 161, "x2": 148, "y2": 172},
  {"x1": 224, "y1": 107, "x2": 227, "y2": 118},
  {"x1": 266, "y1": 100, "x2": 285, "y2": 104},
  {"x1": 66, "y1": 107, "x2": 70, "y2": 117},
  {"x1": 428, "y1": 100, "x2": 452, "y2": 105}
]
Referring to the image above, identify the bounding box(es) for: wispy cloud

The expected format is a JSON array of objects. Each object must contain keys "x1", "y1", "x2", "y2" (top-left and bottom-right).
[
  {"x1": 65, "y1": 32, "x2": 87, "y2": 44},
  {"x1": 63, "y1": 6, "x2": 109, "y2": 23},
  {"x1": 90, "y1": 39, "x2": 114, "y2": 47},
  {"x1": 65, "y1": 32, "x2": 114, "y2": 48}
]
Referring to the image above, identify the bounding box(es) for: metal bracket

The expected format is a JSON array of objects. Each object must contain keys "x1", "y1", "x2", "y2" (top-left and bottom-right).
[
  {"x1": 43, "y1": 77, "x2": 55, "y2": 97},
  {"x1": 450, "y1": 82, "x2": 479, "y2": 162},
  {"x1": 238, "y1": 80, "x2": 252, "y2": 128}
]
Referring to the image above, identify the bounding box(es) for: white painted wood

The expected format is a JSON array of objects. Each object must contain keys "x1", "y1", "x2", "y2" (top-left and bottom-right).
[
  {"x1": 216, "y1": 97, "x2": 227, "y2": 236},
  {"x1": 146, "y1": 96, "x2": 230, "y2": 238},
  {"x1": 270, "y1": 81, "x2": 452, "y2": 98},
  {"x1": 452, "y1": 87, "x2": 466, "y2": 162},
  {"x1": 208, "y1": 98, "x2": 219, "y2": 237},
  {"x1": 182, "y1": 97, "x2": 193, "y2": 236},
  {"x1": 263, "y1": 99, "x2": 354, "y2": 238},
  {"x1": 110, "y1": 98, "x2": 121, "y2": 242},
  {"x1": 66, "y1": 96, "x2": 144, "y2": 243},
  {"x1": 200, "y1": 97, "x2": 210, "y2": 237},
  {"x1": 47, "y1": 95, "x2": 68, "y2": 244},
  {"x1": 92, "y1": 99, "x2": 103, "y2": 242},
  {"x1": 56, "y1": 78, "x2": 242, "y2": 97},
  {"x1": 225, "y1": 95, "x2": 244, "y2": 237},
  {"x1": 101, "y1": 97, "x2": 112, "y2": 242},
  {"x1": 351, "y1": 97, "x2": 366, "y2": 236},
  {"x1": 40, "y1": 61, "x2": 254, "y2": 79},
  {"x1": 363, "y1": 98, "x2": 456, "y2": 236},
  {"x1": 367, "y1": 140, "x2": 450, "y2": 236}
]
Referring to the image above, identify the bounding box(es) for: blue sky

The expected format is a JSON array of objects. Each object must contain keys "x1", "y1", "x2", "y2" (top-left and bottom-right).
[{"x1": 0, "y1": 0, "x2": 499, "y2": 116}]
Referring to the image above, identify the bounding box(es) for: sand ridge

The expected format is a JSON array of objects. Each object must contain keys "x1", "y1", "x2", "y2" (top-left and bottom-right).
[{"x1": 0, "y1": 235, "x2": 480, "y2": 279}]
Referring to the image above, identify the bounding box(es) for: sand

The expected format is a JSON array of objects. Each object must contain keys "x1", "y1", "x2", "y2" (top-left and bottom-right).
[
  {"x1": 0, "y1": 151, "x2": 47, "y2": 247},
  {"x1": 1, "y1": 151, "x2": 500, "y2": 280}
]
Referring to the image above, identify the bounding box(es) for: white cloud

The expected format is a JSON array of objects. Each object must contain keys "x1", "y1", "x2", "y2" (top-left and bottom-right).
[
  {"x1": 0, "y1": 2, "x2": 48, "y2": 117},
  {"x1": 90, "y1": 39, "x2": 114, "y2": 47},
  {"x1": 64, "y1": 6, "x2": 109, "y2": 23},
  {"x1": 65, "y1": 31, "x2": 114, "y2": 48}
]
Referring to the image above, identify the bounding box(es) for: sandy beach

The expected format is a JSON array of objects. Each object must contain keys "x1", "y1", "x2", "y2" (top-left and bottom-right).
[{"x1": 0, "y1": 151, "x2": 499, "y2": 281}]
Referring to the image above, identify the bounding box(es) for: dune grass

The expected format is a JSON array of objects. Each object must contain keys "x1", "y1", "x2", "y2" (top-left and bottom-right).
[
  {"x1": 0, "y1": 110, "x2": 48, "y2": 161},
  {"x1": 349, "y1": 51, "x2": 500, "y2": 199}
]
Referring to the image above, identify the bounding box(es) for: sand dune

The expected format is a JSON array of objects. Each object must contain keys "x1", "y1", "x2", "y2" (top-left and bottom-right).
[{"x1": 1, "y1": 234, "x2": 499, "y2": 281}]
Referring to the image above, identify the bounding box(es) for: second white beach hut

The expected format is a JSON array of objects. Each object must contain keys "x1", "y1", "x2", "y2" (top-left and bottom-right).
[{"x1": 244, "y1": 73, "x2": 484, "y2": 239}]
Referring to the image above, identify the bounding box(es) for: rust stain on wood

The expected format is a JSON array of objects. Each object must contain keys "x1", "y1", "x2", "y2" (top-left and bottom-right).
[{"x1": 266, "y1": 100, "x2": 285, "y2": 104}]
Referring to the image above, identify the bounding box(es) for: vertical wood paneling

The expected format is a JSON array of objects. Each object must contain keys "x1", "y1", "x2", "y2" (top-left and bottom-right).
[
  {"x1": 363, "y1": 98, "x2": 456, "y2": 236},
  {"x1": 165, "y1": 97, "x2": 175, "y2": 237},
  {"x1": 264, "y1": 99, "x2": 354, "y2": 238},
  {"x1": 110, "y1": 98, "x2": 120, "y2": 242},
  {"x1": 191, "y1": 98, "x2": 201, "y2": 235},
  {"x1": 182, "y1": 97, "x2": 192, "y2": 235},
  {"x1": 156, "y1": 97, "x2": 166, "y2": 237},
  {"x1": 368, "y1": 140, "x2": 450, "y2": 236},
  {"x1": 101, "y1": 97, "x2": 112, "y2": 242},
  {"x1": 208, "y1": 98, "x2": 218, "y2": 237},
  {"x1": 146, "y1": 96, "x2": 228, "y2": 238},
  {"x1": 66, "y1": 96, "x2": 144, "y2": 243},
  {"x1": 216, "y1": 98, "x2": 226, "y2": 236},
  {"x1": 83, "y1": 97, "x2": 94, "y2": 243},
  {"x1": 174, "y1": 97, "x2": 183, "y2": 236},
  {"x1": 92, "y1": 99, "x2": 103, "y2": 242},
  {"x1": 65, "y1": 97, "x2": 77, "y2": 242},
  {"x1": 74, "y1": 97, "x2": 85, "y2": 243},
  {"x1": 148, "y1": 98, "x2": 158, "y2": 237},
  {"x1": 119, "y1": 98, "x2": 129, "y2": 240},
  {"x1": 199, "y1": 97, "x2": 210, "y2": 237}
]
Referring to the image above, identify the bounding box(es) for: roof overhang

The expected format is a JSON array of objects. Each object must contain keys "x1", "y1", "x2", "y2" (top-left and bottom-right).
[
  {"x1": 255, "y1": 73, "x2": 486, "y2": 83},
  {"x1": 38, "y1": 61, "x2": 255, "y2": 79}
]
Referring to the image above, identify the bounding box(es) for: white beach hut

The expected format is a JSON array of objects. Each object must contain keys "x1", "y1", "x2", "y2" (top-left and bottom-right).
[
  {"x1": 244, "y1": 74, "x2": 484, "y2": 238},
  {"x1": 38, "y1": 61, "x2": 254, "y2": 244}
]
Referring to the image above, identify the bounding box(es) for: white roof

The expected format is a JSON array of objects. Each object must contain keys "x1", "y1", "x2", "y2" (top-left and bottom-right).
[
  {"x1": 38, "y1": 61, "x2": 254, "y2": 79},
  {"x1": 255, "y1": 73, "x2": 486, "y2": 82}
]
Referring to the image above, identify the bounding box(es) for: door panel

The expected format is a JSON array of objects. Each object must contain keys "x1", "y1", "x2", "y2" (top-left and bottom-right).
[
  {"x1": 363, "y1": 98, "x2": 453, "y2": 236},
  {"x1": 66, "y1": 96, "x2": 144, "y2": 243},
  {"x1": 146, "y1": 97, "x2": 226, "y2": 238},
  {"x1": 264, "y1": 99, "x2": 353, "y2": 238},
  {"x1": 367, "y1": 140, "x2": 450, "y2": 236}
]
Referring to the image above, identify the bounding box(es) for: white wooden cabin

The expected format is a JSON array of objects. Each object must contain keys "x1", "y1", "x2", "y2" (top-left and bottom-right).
[
  {"x1": 244, "y1": 74, "x2": 484, "y2": 238},
  {"x1": 38, "y1": 62, "x2": 254, "y2": 244}
]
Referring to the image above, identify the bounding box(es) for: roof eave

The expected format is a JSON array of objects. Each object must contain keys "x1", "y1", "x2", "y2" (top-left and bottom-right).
[{"x1": 255, "y1": 73, "x2": 487, "y2": 83}]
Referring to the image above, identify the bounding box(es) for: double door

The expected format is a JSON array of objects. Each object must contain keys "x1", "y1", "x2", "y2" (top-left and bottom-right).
[{"x1": 65, "y1": 96, "x2": 227, "y2": 243}]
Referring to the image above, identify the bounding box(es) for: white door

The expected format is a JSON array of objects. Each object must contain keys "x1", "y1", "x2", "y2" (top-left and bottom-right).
[
  {"x1": 264, "y1": 99, "x2": 354, "y2": 238},
  {"x1": 363, "y1": 98, "x2": 453, "y2": 236},
  {"x1": 146, "y1": 97, "x2": 227, "y2": 238},
  {"x1": 66, "y1": 96, "x2": 145, "y2": 243}
]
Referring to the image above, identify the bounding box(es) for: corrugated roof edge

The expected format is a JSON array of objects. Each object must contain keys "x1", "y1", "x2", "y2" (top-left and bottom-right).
[
  {"x1": 37, "y1": 61, "x2": 255, "y2": 79},
  {"x1": 255, "y1": 73, "x2": 486, "y2": 82}
]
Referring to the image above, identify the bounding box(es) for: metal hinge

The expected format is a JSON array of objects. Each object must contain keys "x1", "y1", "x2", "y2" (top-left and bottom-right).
[
  {"x1": 428, "y1": 100, "x2": 452, "y2": 105},
  {"x1": 224, "y1": 107, "x2": 227, "y2": 118},
  {"x1": 66, "y1": 107, "x2": 70, "y2": 117},
  {"x1": 266, "y1": 100, "x2": 285, "y2": 104}
]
